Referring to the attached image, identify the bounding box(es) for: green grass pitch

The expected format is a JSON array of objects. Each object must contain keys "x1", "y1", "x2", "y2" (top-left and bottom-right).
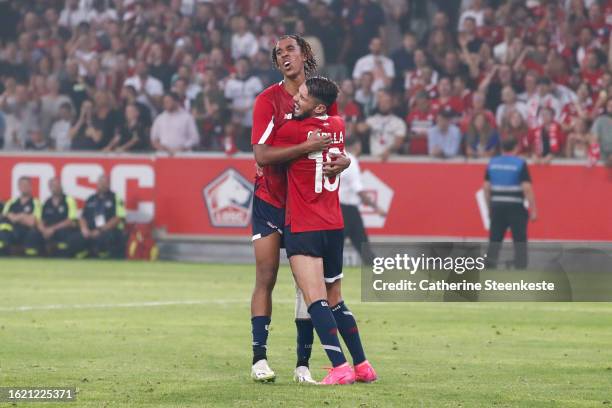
[{"x1": 1, "y1": 259, "x2": 611, "y2": 407}]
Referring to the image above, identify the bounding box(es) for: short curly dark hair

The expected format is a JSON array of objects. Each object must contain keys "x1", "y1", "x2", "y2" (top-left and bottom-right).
[
  {"x1": 305, "y1": 76, "x2": 339, "y2": 108},
  {"x1": 271, "y1": 34, "x2": 318, "y2": 78}
]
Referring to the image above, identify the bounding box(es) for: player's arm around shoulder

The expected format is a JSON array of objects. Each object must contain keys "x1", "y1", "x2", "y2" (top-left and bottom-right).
[{"x1": 254, "y1": 121, "x2": 332, "y2": 166}]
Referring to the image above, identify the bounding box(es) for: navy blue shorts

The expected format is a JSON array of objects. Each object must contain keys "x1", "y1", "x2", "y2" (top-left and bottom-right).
[
  {"x1": 251, "y1": 195, "x2": 285, "y2": 244},
  {"x1": 284, "y1": 226, "x2": 344, "y2": 283}
]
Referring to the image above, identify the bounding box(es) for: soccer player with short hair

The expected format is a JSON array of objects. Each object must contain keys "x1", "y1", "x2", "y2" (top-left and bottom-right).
[
  {"x1": 275, "y1": 76, "x2": 377, "y2": 385},
  {"x1": 249, "y1": 34, "x2": 350, "y2": 383}
]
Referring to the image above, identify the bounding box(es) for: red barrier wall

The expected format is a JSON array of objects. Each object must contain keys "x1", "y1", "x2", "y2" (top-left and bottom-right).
[{"x1": 1, "y1": 153, "x2": 611, "y2": 240}]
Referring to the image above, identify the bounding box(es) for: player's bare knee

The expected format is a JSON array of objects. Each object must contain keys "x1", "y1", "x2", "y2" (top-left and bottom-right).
[
  {"x1": 255, "y1": 264, "x2": 278, "y2": 292},
  {"x1": 326, "y1": 281, "x2": 343, "y2": 306},
  {"x1": 327, "y1": 291, "x2": 342, "y2": 306}
]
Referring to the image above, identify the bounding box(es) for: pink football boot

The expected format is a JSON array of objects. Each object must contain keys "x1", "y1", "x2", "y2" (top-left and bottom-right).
[
  {"x1": 354, "y1": 360, "x2": 378, "y2": 383},
  {"x1": 320, "y1": 362, "x2": 356, "y2": 385}
]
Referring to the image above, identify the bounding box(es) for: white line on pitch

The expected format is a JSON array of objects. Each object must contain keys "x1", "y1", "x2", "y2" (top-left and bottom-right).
[
  {"x1": 0, "y1": 299, "x2": 266, "y2": 312},
  {"x1": 1, "y1": 300, "x2": 609, "y2": 314}
]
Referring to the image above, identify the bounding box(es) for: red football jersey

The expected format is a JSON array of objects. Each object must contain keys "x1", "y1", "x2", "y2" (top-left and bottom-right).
[
  {"x1": 581, "y1": 68, "x2": 605, "y2": 91},
  {"x1": 273, "y1": 115, "x2": 345, "y2": 233},
  {"x1": 251, "y1": 82, "x2": 295, "y2": 208},
  {"x1": 406, "y1": 109, "x2": 435, "y2": 136},
  {"x1": 559, "y1": 100, "x2": 595, "y2": 126},
  {"x1": 251, "y1": 81, "x2": 338, "y2": 208}
]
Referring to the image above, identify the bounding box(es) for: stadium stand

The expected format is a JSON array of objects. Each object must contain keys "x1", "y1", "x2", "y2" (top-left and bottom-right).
[{"x1": 0, "y1": 0, "x2": 610, "y2": 164}]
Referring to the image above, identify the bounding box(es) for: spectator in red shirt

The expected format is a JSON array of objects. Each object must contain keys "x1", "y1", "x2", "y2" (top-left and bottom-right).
[
  {"x1": 521, "y1": 33, "x2": 550, "y2": 78},
  {"x1": 581, "y1": 50, "x2": 606, "y2": 91},
  {"x1": 476, "y1": 6, "x2": 503, "y2": 47},
  {"x1": 406, "y1": 65, "x2": 439, "y2": 102},
  {"x1": 197, "y1": 95, "x2": 226, "y2": 152},
  {"x1": 405, "y1": 91, "x2": 435, "y2": 155},
  {"x1": 338, "y1": 80, "x2": 361, "y2": 120},
  {"x1": 431, "y1": 76, "x2": 464, "y2": 118},
  {"x1": 587, "y1": 2, "x2": 610, "y2": 44},
  {"x1": 459, "y1": 90, "x2": 496, "y2": 134},
  {"x1": 525, "y1": 77, "x2": 563, "y2": 128},
  {"x1": 560, "y1": 82, "x2": 595, "y2": 132},
  {"x1": 526, "y1": 107, "x2": 566, "y2": 164},
  {"x1": 544, "y1": 50, "x2": 571, "y2": 86},
  {"x1": 453, "y1": 75, "x2": 473, "y2": 111},
  {"x1": 404, "y1": 49, "x2": 438, "y2": 94}
]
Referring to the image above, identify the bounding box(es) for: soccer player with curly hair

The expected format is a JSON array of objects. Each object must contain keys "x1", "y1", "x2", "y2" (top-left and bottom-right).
[{"x1": 249, "y1": 34, "x2": 350, "y2": 383}]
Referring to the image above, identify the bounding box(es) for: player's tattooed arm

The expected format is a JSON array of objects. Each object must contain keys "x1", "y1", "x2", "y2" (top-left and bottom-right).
[
  {"x1": 253, "y1": 132, "x2": 331, "y2": 166},
  {"x1": 323, "y1": 152, "x2": 351, "y2": 177}
]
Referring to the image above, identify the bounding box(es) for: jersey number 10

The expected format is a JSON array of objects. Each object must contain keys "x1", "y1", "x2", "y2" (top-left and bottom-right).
[{"x1": 308, "y1": 147, "x2": 341, "y2": 193}]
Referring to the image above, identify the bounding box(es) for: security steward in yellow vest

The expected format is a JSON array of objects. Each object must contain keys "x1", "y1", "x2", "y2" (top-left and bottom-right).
[
  {"x1": 79, "y1": 174, "x2": 126, "y2": 258},
  {"x1": 0, "y1": 177, "x2": 43, "y2": 256},
  {"x1": 38, "y1": 177, "x2": 84, "y2": 257}
]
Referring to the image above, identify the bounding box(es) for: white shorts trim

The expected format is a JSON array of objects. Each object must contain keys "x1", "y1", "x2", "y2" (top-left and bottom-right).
[
  {"x1": 324, "y1": 273, "x2": 343, "y2": 283},
  {"x1": 252, "y1": 233, "x2": 262, "y2": 241}
]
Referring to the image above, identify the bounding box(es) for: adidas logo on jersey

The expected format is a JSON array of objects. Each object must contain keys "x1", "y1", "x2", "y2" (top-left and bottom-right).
[{"x1": 284, "y1": 113, "x2": 293, "y2": 119}]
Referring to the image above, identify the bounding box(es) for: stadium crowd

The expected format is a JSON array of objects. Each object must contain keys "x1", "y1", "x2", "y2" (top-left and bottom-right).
[{"x1": 0, "y1": 0, "x2": 611, "y2": 165}]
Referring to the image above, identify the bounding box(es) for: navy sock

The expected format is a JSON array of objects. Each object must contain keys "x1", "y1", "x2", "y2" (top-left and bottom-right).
[
  {"x1": 251, "y1": 316, "x2": 270, "y2": 364},
  {"x1": 332, "y1": 301, "x2": 366, "y2": 365},
  {"x1": 295, "y1": 319, "x2": 314, "y2": 367},
  {"x1": 308, "y1": 300, "x2": 347, "y2": 367}
]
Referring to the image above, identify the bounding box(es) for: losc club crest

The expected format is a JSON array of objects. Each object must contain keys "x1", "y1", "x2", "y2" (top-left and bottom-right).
[
  {"x1": 203, "y1": 168, "x2": 254, "y2": 227},
  {"x1": 359, "y1": 170, "x2": 393, "y2": 228}
]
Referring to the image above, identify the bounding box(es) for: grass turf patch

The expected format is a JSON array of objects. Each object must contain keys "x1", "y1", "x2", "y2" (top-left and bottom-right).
[{"x1": 1, "y1": 259, "x2": 611, "y2": 407}]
